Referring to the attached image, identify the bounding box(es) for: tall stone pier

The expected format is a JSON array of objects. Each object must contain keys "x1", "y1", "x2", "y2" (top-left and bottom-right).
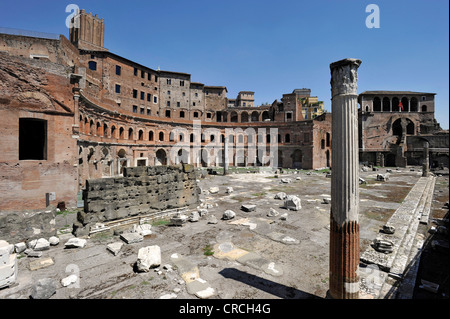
[
  {"x1": 422, "y1": 141, "x2": 430, "y2": 177},
  {"x1": 329, "y1": 58, "x2": 362, "y2": 299}
]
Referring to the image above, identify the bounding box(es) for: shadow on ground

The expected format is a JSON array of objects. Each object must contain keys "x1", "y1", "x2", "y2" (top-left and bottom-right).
[{"x1": 219, "y1": 268, "x2": 321, "y2": 299}]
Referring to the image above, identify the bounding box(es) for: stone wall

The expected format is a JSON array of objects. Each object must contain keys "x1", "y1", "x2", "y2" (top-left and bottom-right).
[{"x1": 76, "y1": 164, "x2": 199, "y2": 234}]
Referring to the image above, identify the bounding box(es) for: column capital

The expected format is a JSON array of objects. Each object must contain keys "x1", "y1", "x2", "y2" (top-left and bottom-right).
[{"x1": 330, "y1": 58, "x2": 362, "y2": 97}]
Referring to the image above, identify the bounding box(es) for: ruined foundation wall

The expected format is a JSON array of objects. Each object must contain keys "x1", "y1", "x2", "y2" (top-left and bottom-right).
[{"x1": 78, "y1": 165, "x2": 199, "y2": 230}]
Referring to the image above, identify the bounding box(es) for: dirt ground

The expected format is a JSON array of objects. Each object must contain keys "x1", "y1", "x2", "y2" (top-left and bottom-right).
[{"x1": 0, "y1": 167, "x2": 448, "y2": 300}]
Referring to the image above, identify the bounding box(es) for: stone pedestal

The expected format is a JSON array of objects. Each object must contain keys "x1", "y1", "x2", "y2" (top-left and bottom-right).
[
  {"x1": 0, "y1": 240, "x2": 18, "y2": 289},
  {"x1": 329, "y1": 58, "x2": 361, "y2": 299}
]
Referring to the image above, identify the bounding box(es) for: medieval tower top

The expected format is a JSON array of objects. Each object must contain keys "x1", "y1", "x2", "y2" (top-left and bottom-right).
[{"x1": 69, "y1": 9, "x2": 107, "y2": 51}]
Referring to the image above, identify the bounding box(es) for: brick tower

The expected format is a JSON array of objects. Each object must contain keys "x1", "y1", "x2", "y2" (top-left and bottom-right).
[{"x1": 69, "y1": 9, "x2": 106, "y2": 51}]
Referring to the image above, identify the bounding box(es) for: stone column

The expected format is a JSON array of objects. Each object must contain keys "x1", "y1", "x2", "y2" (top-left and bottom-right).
[
  {"x1": 224, "y1": 138, "x2": 229, "y2": 175},
  {"x1": 329, "y1": 58, "x2": 362, "y2": 299},
  {"x1": 422, "y1": 141, "x2": 430, "y2": 177}
]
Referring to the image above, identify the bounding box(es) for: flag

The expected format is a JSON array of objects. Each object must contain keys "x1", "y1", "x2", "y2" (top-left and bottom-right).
[{"x1": 399, "y1": 102, "x2": 403, "y2": 111}]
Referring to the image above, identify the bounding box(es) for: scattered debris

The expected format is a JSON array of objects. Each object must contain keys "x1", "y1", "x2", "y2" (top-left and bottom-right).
[
  {"x1": 107, "y1": 242, "x2": 124, "y2": 256},
  {"x1": 284, "y1": 195, "x2": 301, "y2": 211},
  {"x1": 136, "y1": 245, "x2": 161, "y2": 272},
  {"x1": 222, "y1": 210, "x2": 236, "y2": 220}
]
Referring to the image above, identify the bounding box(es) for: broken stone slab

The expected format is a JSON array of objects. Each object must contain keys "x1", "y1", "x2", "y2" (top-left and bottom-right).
[
  {"x1": 14, "y1": 242, "x2": 26, "y2": 254},
  {"x1": 170, "y1": 214, "x2": 188, "y2": 226},
  {"x1": 30, "y1": 278, "x2": 57, "y2": 299},
  {"x1": 186, "y1": 278, "x2": 216, "y2": 299},
  {"x1": 280, "y1": 213, "x2": 288, "y2": 221},
  {"x1": 241, "y1": 204, "x2": 256, "y2": 212},
  {"x1": 28, "y1": 238, "x2": 50, "y2": 251},
  {"x1": 28, "y1": 257, "x2": 54, "y2": 271},
  {"x1": 209, "y1": 187, "x2": 220, "y2": 194},
  {"x1": 284, "y1": 195, "x2": 301, "y2": 211},
  {"x1": 64, "y1": 238, "x2": 87, "y2": 249},
  {"x1": 107, "y1": 242, "x2": 124, "y2": 256},
  {"x1": 322, "y1": 198, "x2": 331, "y2": 204},
  {"x1": 359, "y1": 177, "x2": 367, "y2": 184},
  {"x1": 24, "y1": 249, "x2": 42, "y2": 258},
  {"x1": 61, "y1": 274, "x2": 78, "y2": 287},
  {"x1": 268, "y1": 232, "x2": 299, "y2": 245},
  {"x1": 274, "y1": 192, "x2": 287, "y2": 200},
  {"x1": 280, "y1": 178, "x2": 292, "y2": 184},
  {"x1": 267, "y1": 208, "x2": 279, "y2": 217},
  {"x1": 120, "y1": 232, "x2": 144, "y2": 244},
  {"x1": 222, "y1": 210, "x2": 236, "y2": 220},
  {"x1": 189, "y1": 211, "x2": 200, "y2": 222},
  {"x1": 134, "y1": 224, "x2": 152, "y2": 237},
  {"x1": 226, "y1": 187, "x2": 234, "y2": 194},
  {"x1": 136, "y1": 245, "x2": 161, "y2": 272}
]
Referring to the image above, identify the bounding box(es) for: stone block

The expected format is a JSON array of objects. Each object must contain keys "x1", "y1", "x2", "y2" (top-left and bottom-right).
[
  {"x1": 241, "y1": 204, "x2": 256, "y2": 212},
  {"x1": 284, "y1": 195, "x2": 301, "y2": 211},
  {"x1": 30, "y1": 278, "x2": 56, "y2": 299},
  {"x1": 136, "y1": 245, "x2": 161, "y2": 272},
  {"x1": 107, "y1": 242, "x2": 124, "y2": 256},
  {"x1": 64, "y1": 238, "x2": 87, "y2": 248},
  {"x1": 120, "y1": 232, "x2": 143, "y2": 244},
  {"x1": 28, "y1": 257, "x2": 54, "y2": 271},
  {"x1": 222, "y1": 210, "x2": 236, "y2": 220}
]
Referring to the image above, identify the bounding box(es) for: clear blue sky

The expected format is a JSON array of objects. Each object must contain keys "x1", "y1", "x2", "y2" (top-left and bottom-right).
[{"x1": 1, "y1": 0, "x2": 448, "y2": 128}]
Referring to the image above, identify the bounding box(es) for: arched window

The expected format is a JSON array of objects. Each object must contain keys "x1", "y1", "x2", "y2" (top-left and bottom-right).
[
  {"x1": 138, "y1": 130, "x2": 144, "y2": 141},
  {"x1": 251, "y1": 111, "x2": 259, "y2": 122},
  {"x1": 241, "y1": 112, "x2": 249, "y2": 123},
  {"x1": 382, "y1": 97, "x2": 390, "y2": 112},
  {"x1": 321, "y1": 139, "x2": 325, "y2": 149},
  {"x1": 149, "y1": 131, "x2": 154, "y2": 141},
  {"x1": 128, "y1": 128, "x2": 134, "y2": 140},
  {"x1": 373, "y1": 97, "x2": 381, "y2": 112},
  {"x1": 421, "y1": 105, "x2": 427, "y2": 112},
  {"x1": 119, "y1": 127, "x2": 124, "y2": 139},
  {"x1": 410, "y1": 97, "x2": 418, "y2": 112},
  {"x1": 159, "y1": 132, "x2": 164, "y2": 141},
  {"x1": 111, "y1": 125, "x2": 116, "y2": 138},
  {"x1": 230, "y1": 111, "x2": 238, "y2": 123}
]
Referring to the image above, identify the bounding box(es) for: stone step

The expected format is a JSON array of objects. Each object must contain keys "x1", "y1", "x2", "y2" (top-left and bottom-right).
[
  {"x1": 360, "y1": 177, "x2": 430, "y2": 272},
  {"x1": 388, "y1": 176, "x2": 435, "y2": 277},
  {"x1": 419, "y1": 177, "x2": 436, "y2": 225}
]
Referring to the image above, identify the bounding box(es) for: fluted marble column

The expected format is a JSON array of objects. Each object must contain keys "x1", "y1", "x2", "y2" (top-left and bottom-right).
[
  {"x1": 329, "y1": 58, "x2": 362, "y2": 299},
  {"x1": 224, "y1": 137, "x2": 229, "y2": 175}
]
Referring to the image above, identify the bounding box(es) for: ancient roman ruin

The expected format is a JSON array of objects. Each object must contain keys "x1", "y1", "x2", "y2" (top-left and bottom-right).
[{"x1": 0, "y1": 9, "x2": 448, "y2": 301}]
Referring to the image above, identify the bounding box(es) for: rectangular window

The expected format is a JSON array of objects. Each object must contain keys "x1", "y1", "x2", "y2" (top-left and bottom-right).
[
  {"x1": 133, "y1": 105, "x2": 138, "y2": 113},
  {"x1": 88, "y1": 61, "x2": 97, "y2": 71},
  {"x1": 155, "y1": 76, "x2": 158, "y2": 82},
  {"x1": 177, "y1": 102, "x2": 180, "y2": 107},
  {"x1": 133, "y1": 89, "x2": 138, "y2": 99},
  {"x1": 207, "y1": 113, "x2": 211, "y2": 119},
  {"x1": 194, "y1": 112, "x2": 199, "y2": 118},
  {"x1": 147, "y1": 93, "x2": 151, "y2": 102},
  {"x1": 140, "y1": 108, "x2": 145, "y2": 115},
  {"x1": 115, "y1": 84, "x2": 121, "y2": 94},
  {"x1": 167, "y1": 101, "x2": 171, "y2": 107},
  {"x1": 140, "y1": 92, "x2": 145, "y2": 100},
  {"x1": 153, "y1": 96, "x2": 158, "y2": 104},
  {"x1": 166, "y1": 110, "x2": 171, "y2": 118},
  {"x1": 286, "y1": 112, "x2": 292, "y2": 120},
  {"x1": 167, "y1": 79, "x2": 171, "y2": 85},
  {"x1": 147, "y1": 109, "x2": 151, "y2": 116},
  {"x1": 193, "y1": 102, "x2": 196, "y2": 106},
  {"x1": 195, "y1": 93, "x2": 198, "y2": 97},
  {"x1": 148, "y1": 73, "x2": 151, "y2": 81},
  {"x1": 134, "y1": 68, "x2": 138, "y2": 76},
  {"x1": 141, "y1": 70, "x2": 145, "y2": 78},
  {"x1": 180, "y1": 80, "x2": 185, "y2": 86},
  {"x1": 116, "y1": 65, "x2": 121, "y2": 76},
  {"x1": 19, "y1": 118, "x2": 47, "y2": 160}
]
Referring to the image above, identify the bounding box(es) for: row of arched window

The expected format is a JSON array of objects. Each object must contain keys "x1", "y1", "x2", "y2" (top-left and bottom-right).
[
  {"x1": 79, "y1": 115, "x2": 297, "y2": 144},
  {"x1": 216, "y1": 110, "x2": 271, "y2": 122},
  {"x1": 369, "y1": 97, "x2": 427, "y2": 113}
]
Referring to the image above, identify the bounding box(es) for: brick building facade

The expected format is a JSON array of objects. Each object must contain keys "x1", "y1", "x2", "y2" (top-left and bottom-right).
[{"x1": 0, "y1": 9, "x2": 447, "y2": 212}]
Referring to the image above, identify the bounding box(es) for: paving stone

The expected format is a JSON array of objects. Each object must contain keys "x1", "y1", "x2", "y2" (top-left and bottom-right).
[
  {"x1": 28, "y1": 257, "x2": 54, "y2": 271},
  {"x1": 120, "y1": 232, "x2": 143, "y2": 244}
]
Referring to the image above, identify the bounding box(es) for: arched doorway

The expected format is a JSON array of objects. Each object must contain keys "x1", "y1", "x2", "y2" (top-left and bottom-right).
[
  {"x1": 392, "y1": 119, "x2": 403, "y2": 137},
  {"x1": 155, "y1": 149, "x2": 167, "y2": 166},
  {"x1": 262, "y1": 111, "x2": 270, "y2": 121},
  {"x1": 230, "y1": 111, "x2": 238, "y2": 123},
  {"x1": 373, "y1": 97, "x2": 381, "y2": 112},
  {"x1": 251, "y1": 111, "x2": 259, "y2": 122}
]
